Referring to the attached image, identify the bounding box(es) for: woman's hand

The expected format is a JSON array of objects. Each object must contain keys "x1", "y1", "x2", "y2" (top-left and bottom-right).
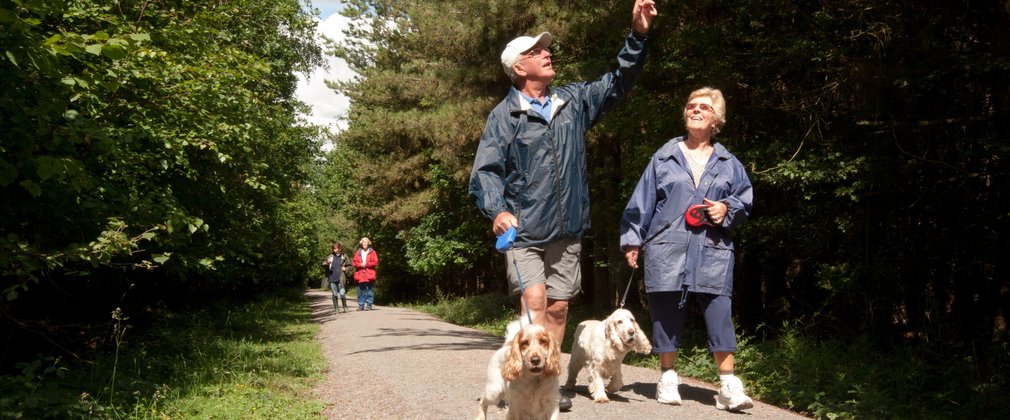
[
  {"x1": 624, "y1": 246, "x2": 640, "y2": 269},
  {"x1": 703, "y1": 198, "x2": 728, "y2": 225}
]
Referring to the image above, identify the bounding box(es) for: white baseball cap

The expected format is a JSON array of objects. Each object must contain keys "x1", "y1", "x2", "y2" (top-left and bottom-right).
[{"x1": 500, "y1": 32, "x2": 553, "y2": 79}]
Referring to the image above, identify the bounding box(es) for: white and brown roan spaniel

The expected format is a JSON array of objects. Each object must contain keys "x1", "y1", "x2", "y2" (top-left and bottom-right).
[
  {"x1": 477, "y1": 321, "x2": 562, "y2": 420},
  {"x1": 564, "y1": 308, "x2": 652, "y2": 403}
]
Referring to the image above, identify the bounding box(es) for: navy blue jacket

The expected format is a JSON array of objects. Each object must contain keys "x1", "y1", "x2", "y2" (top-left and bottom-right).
[
  {"x1": 620, "y1": 137, "x2": 753, "y2": 296},
  {"x1": 469, "y1": 32, "x2": 647, "y2": 247}
]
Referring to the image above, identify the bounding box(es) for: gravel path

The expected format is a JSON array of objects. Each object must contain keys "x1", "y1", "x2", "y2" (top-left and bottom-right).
[{"x1": 307, "y1": 289, "x2": 808, "y2": 419}]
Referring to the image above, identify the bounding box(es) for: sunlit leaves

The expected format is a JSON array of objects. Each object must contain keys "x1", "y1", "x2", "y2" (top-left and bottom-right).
[{"x1": 1, "y1": 0, "x2": 325, "y2": 299}]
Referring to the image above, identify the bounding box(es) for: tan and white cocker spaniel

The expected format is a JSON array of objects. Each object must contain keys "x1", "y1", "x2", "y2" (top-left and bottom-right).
[
  {"x1": 564, "y1": 308, "x2": 652, "y2": 403},
  {"x1": 477, "y1": 321, "x2": 562, "y2": 420}
]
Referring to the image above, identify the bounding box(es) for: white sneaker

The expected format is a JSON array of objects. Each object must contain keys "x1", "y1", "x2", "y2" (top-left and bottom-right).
[
  {"x1": 715, "y1": 375, "x2": 754, "y2": 411},
  {"x1": 656, "y1": 370, "x2": 682, "y2": 405}
]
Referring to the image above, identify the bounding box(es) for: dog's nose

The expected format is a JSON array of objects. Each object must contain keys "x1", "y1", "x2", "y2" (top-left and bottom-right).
[{"x1": 530, "y1": 356, "x2": 541, "y2": 366}]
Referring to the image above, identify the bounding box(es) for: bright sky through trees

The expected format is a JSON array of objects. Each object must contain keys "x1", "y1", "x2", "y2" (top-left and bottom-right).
[{"x1": 295, "y1": 2, "x2": 356, "y2": 141}]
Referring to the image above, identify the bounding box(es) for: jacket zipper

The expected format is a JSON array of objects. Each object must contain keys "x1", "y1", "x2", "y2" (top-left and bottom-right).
[{"x1": 550, "y1": 129, "x2": 563, "y2": 235}]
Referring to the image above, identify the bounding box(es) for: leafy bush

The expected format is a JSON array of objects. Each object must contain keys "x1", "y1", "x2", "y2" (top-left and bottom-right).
[
  {"x1": 740, "y1": 322, "x2": 1010, "y2": 419},
  {"x1": 1, "y1": 0, "x2": 324, "y2": 302},
  {"x1": 412, "y1": 289, "x2": 515, "y2": 333}
]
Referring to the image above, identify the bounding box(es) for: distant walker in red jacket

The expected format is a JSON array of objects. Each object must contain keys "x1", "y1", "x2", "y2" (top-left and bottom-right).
[{"x1": 352, "y1": 237, "x2": 379, "y2": 311}]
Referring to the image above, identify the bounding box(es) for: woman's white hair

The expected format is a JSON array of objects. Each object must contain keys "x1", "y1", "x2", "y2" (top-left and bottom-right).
[{"x1": 686, "y1": 87, "x2": 727, "y2": 136}]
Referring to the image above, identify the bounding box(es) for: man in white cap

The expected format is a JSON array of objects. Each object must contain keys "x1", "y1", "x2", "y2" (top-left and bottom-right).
[{"x1": 469, "y1": 0, "x2": 657, "y2": 412}]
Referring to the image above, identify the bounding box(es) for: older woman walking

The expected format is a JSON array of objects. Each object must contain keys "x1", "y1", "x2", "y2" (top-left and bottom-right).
[
  {"x1": 352, "y1": 237, "x2": 379, "y2": 311},
  {"x1": 620, "y1": 87, "x2": 755, "y2": 411}
]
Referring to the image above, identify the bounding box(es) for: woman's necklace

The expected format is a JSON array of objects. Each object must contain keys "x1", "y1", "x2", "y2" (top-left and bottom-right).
[{"x1": 680, "y1": 142, "x2": 710, "y2": 187}]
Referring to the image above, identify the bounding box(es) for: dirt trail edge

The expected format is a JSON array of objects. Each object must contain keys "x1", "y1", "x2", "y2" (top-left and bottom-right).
[{"x1": 307, "y1": 289, "x2": 808, "y2": 420}]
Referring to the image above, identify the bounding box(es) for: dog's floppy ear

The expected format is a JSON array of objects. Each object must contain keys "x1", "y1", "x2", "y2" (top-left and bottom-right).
[
  {"x1": 607, "y1": 311, "x2": 632, "y2": 351},
  {"x1": 501, "y1": 331, "x2": 525, "y2": 381},
  {"x1": 604, "y1": 313, "x2": 624, "y2": 348},
  {"x1": 631, "y1": 316, "x2": 652, "y2": 354},
  {"x1": 543, "y1": 330, "x2": 562, "y2": 377}
]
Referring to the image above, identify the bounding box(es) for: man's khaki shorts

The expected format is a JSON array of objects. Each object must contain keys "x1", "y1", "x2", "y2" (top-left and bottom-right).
[{"x1": 504, "y1": 237, "x2": 582, "y2": 301}]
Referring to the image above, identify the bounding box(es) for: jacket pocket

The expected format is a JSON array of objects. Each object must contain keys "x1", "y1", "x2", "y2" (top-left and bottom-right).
[
  {"x1": 697, "y1": 239, "x2": 734, "y2": 291},
  {"x1": 643, "y1": 231, "x2": 690, "y2": 291}
]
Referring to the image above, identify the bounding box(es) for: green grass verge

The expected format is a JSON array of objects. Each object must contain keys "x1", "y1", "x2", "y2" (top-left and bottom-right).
[
  {"x1": 0, "y1": 290, "x2": 327, "y2": 419},
  {"x1": 409, "y1": 291, "x2": 1010, "y2": 420},
  {"x1": 408, "y1": 288, "x2": 515, "y2": 336}
]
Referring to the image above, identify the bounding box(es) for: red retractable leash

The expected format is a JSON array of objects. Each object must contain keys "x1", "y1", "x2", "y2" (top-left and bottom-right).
[{"x1": 685, "y1": 203, "x2": 714, "y2": 227}]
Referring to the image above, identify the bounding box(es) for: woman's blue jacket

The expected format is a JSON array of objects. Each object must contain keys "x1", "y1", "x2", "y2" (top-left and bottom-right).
[{"x1": 620, "y1": 137, "x2": 753, "y2": 296}]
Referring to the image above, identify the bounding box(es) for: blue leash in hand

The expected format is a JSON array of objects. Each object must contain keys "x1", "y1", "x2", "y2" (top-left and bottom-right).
[{"x1": 496, "y1": 226, "x2": 533, "y2": 325}]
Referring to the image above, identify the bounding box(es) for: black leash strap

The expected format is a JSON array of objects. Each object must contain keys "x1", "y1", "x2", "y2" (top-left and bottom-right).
[{"x1": 619, "y1": 267, "x2": 636, "y2": 308}]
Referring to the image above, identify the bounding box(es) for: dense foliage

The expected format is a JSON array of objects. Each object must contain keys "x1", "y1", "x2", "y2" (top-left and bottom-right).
[
  {"x1": 1, "y1": 0, "x2": 326, "y2": 365},
  {"x1": 326, "y1": 0, "x2": 1009, "y2": 416}
]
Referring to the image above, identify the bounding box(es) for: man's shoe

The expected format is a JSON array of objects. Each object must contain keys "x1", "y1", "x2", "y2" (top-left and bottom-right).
[
  {"x1": 558, "y1": 394, "x2": 572, "y2": 412},
  {"x1": 656, "y1": 370, "x2": 682, "y2": 405},
  {"x1": 715, "y1": 375, "x2": 754, "y2": 411}
]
